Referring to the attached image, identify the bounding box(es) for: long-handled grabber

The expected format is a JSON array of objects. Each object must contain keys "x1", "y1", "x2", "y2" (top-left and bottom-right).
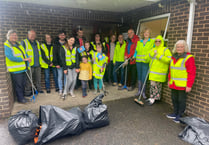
[
  {"x1": 114, "y1": 57, "x2": 131, "y2": 73},
  {"x1": 25, "y1": 68, "x2": 38, "y2": 103}
]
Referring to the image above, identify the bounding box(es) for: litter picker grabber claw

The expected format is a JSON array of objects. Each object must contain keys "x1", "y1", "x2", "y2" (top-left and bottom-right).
[
  {"x1": 25, "y1": 68, "x2": 38, "y2": 103},
  {"x1": 114, "y1": 57, "x2": 131, "y2": 73}
]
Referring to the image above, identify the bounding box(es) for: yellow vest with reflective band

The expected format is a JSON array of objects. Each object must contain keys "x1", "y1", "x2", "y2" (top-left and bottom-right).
[
  {"x1": 169, "y1": 54, "x2": 194, "y2": 87},
  {"x1": 148, "y1": 47, "x2": 172, "y2": 82},
  {"x1": 113, "y1": 41, "x2": 126, "y2": 64},
  {"x1": 90, "y1": 42, "x2": 106, "y2": 51},
  {"x1": 135, "y1": 39, "x2": 155, "y2": 63},
  {"x1": 23, "y1": 39, "x2": 44, "y2": 67},
  {"x1": 92, "y1": 52, "x2": 108, "y2": 79},
  {"x1": 40, "y1": 44, "x2": 54, "y2": 68},
  {"x1": 4, "y1": 40, "x2": 27, "y2": 72},
  {"x1": 63, "y1": 46, "x2": 77, "y2": 66}
]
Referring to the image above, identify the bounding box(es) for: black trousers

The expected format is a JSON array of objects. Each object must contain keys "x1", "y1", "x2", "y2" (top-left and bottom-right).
[
  {"x1": 127, "y1": 63, "x2": 137, "y2": 87},
  {"x1": 104, "y1": 61, "x2": 114, "y2": 83},
  {"x1": 171, "y1": 89, "x2": 187, "y2": 116},
  {"x1": 11, "y1": 72, "x2": 26, "y2": 102}
]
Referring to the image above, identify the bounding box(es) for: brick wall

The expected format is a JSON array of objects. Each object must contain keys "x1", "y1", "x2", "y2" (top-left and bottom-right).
[
  {"x1": 0, "y1": 1, "x2": 122, "y2": 118},
  {"x1": 124, "y1": 0, "x2": 209, "y2": 121}
]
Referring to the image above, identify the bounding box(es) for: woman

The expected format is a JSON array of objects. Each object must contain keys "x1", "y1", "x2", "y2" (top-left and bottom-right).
[
  {"x1": 146, "y1": 35, "x2": 172, "y2": 105},
  {"x1": 166, "y1": 40, "x2": 196, "y2": 123},
  {"x1": 60, "y1": 36, "x2": 80, "y2": 98},
  {"x1": 134, "y1": 28, "x2": 154, "y2": 99},
  {"x1": 4, "y1": 30, "x2": 31, "y2": 103}
]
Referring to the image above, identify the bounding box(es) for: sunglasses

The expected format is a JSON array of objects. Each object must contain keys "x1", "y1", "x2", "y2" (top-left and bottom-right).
[{"x1": 155, "y1": 40, "x2": 161, "y2": 43}]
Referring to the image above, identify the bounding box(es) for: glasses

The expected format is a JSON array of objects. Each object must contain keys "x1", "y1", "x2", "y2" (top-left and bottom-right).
[{"x1": 155, "y1": 40, "x2": 161, "y2": 43}]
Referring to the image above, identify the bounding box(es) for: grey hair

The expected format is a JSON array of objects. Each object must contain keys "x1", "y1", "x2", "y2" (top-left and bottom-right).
[
  {"x1": 28, "y1": 29, "x2": 36, "y2": 34},
  {"x1": 173, "y1": 40, "x2": 190, "y2": 54},
  {"x1": 6, "y1": 29, "x2": 17, "y2": 40}
]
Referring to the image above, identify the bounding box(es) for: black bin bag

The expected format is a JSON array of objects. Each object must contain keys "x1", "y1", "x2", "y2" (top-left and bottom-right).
[
  {"x1": 35, "y1": 105, "x2": 84, "y2": 145},
  {"x1": 179, "y1": 117, "x2": 209, "y2": 145},
  {"x1": 8, "y1": 110, "x2": 39, "y2": 145},
  {"x1": 83, "y1": 94, "x2": 110, "y2": 129}
]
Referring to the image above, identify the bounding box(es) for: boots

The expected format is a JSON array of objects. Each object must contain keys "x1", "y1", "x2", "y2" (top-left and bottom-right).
[
  {"x1": 142, "y1": 84, "x2": 147, "y2": 99},
  {"x1": 134, "y1": 81, "x2": 142, "y2": 97}
]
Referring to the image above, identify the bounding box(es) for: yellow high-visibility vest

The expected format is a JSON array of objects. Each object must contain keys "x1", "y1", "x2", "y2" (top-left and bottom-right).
[
  {"x1": 169, "y1": 54, "x2": 194, "y2": 87},
  {"x1": 92, "y1": 52, "x2": 108, "y2": 79},
  {"x1": 40, "y1": 43, "x2": 54, "y2": 68},
  {"x1": 4, "y1": 40, "x2": 27, "y2": 72},
  {"x1": 62, "y1": 45, "x2": 76, "y2": 66},
  {"x1": 23, "y1": 39, "x2": 44, "y2": 67}
]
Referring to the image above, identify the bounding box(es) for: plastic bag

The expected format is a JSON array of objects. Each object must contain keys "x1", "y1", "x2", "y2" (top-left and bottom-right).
[
  {"x1": 8, "y1": 110, "x2": 38, "y2": 145},
  {"x1": 83, "y1": 94, "x2": 110, "y2": 129},
  {"x1": 179, "y1": 117, "x2": 209, "y2": 145},
  {"x1": 35, "y1": 106, "x2": 85, "y2": 145}
]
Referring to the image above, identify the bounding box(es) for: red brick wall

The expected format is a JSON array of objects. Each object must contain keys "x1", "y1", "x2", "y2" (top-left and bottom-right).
[
  {"x1": 0, "y1": 1, "x2": 122, "y2": 118},
  {"x1": 124, "y1": 0, "x2": 209, "y2": 121}
]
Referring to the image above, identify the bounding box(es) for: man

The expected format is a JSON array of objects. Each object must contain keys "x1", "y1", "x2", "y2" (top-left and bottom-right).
[
  {"x1": 124, "y1": 28, "x2": 139, "y2": 91},
  {"x1": 21, "y1": 30, "x2": 44, "y2": 96},
  {"x1": 74, "y1": 27, "x2": 86, "y2": 47},
  {"x1": 53, "y1": 30, "x2": 67, "y2": 95},
  {"x1": 41, "y1": 34, "x2": 59, "y2": 93}
]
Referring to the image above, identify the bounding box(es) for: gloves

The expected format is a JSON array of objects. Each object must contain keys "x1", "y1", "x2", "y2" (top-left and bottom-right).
[{"x1": 123, "y1": 59, "x2": 129, "y2": 68}]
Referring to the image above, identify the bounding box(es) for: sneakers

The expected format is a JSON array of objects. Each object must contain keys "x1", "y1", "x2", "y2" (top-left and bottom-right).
[
  {"x1": 46, "y1": 89, "x2": 51, "y2": 93},
  {"x1": 118, "y1": 83, "x2": 122, "y2": 87},
  {"x1": 62, "y1": 94, "x2": 66, "y2": 100},
  {"x1": 55, "y1": 88, "x2": 59, "y2": 92},
  {"x1": 70, "y1": 92, "x2": 75, "y2": 98},
  {"x1": 166, "y1": 113, "x2": 177, "y2": 119},
  {"x1": 146, "y1": 98, "x2": 155, "y2": 106},
  {"x1": 59, "y1": 90, "x2": 62, "y2": 95},
  {"x1": 94, "y1": 90, "x2": 97, "y2": 95},
  {"x1": 173, "y1": 115, "x2": 180, "y2": 123},
  {"x1": 127, "y1": 86, "x2": 134, "y2": 91}
]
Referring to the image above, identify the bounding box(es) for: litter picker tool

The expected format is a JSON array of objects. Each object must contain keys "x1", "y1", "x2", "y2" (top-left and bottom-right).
[
  {"x1": 25, "y1": 67, "x2": 38, "y2": 103},
  {"x1": 114, "y1": 57, "x2": 131, "y2": 72}
]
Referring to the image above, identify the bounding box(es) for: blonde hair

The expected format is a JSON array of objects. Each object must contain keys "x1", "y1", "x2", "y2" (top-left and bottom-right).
[
  {"x1": 141, "y1": 28, "x2": 151, "y2": 39},
  {"x1": 173, "y1": 40, "x2": 190, "y2": 54}
]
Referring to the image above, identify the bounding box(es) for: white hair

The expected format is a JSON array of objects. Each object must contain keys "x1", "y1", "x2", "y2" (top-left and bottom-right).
[
  {"x1": 28, "y1": 29, "x2": 36, "y2": 35},
  {"x1": 6, "y1": 29, "x2": 17, "y2": 40},
  {"x1": 173, "y1": 40, "x2": 190, "y2": 54}
]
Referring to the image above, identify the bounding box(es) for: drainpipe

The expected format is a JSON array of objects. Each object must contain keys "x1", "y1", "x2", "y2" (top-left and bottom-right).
[{"x1": 187, "y1": 0, "x2": 196, "y2": 52}]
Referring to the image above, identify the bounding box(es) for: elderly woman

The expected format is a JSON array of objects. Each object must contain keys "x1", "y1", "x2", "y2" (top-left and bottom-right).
[
  {"x1": 166, "y1": 40, "x2": 196, "y2": 123},
  {"x1": 146, "y1": 35, "x2": 172, "y2": 105},
  {"x1": 4, "y1": 30, "x2": 31, "y2": 103},
  {"x1": 134, "y1": 28, "x2": 154, "y2": 99}
]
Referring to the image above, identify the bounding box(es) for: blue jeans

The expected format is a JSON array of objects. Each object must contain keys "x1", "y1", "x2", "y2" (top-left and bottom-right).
[
  {"x1": 57, "y1": 67, "x2": 63, "y2": 91},
  {"x1": 136, "y1": 62, "x2": 149, "y2": 83},
  {"x1": 44, "y1": 67, "x2": 58, "y2": 90},
  {"x1": 81, "y1": 80, "x2": 88, "y2": 96},
  {"x1": 113, "y1": 61, "x2": 124, "y2": 84}
]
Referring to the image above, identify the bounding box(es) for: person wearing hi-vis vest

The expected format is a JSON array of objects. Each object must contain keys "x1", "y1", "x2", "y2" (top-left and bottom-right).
[
  {"x1": 133, "y1": 28, "x2": 154, "y2": 99},
  {"x1": 113, "y1": 34, "x2": 126, "y2": 89},
  {"x1": 4, "y1": 30, "x2": 31, "y2": 103},
  {"x1": 145, "y1": 35, "x2": 172, "y2": 106},
  {"x1": 92, "y1": 43, "x2": 108, "y2": 94},
  {"x1": 166, "y1": 40, "x2": 196, "y2": 123},
  {"x1": 40, "y1": 34, "x2": 59, "y2": 94},
  {"x1": 90, "y1": 33, "x2": 108, "y2": 54},
  {"x1": 21, "y1": 30, "x2": 44, "y2": 96},
  {"x1": 60, "y1": 36, "x2": 80, "y2": 99}
]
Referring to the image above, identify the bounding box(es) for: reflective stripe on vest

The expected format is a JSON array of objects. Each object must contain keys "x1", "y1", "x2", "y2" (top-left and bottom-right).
[{"x1": 149, "y1": 71, "x2": 167, "y2": 75}]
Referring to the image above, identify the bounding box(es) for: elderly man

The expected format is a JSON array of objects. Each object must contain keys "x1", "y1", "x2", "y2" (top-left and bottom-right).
[
  {"x1": 21, "y1": 30, "x2": 44, "y2": 96},
  {"x1": 124, "y1": 28, "x2": 139, "y2": 91}
]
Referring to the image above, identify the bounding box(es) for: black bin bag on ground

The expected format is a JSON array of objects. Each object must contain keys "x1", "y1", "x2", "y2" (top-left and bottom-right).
[
  {"x1": 179, "y1": 117, "x2": 209, "y2": 145},
  {"x1": 83, "y1": 94, "x2": 110, "y2": 129},
  {"x1": 35, "y1": 105, "x2": 84, "y2": 145},
  {"x1": 8, "y1": 110, "x2": 39, "y2": 145}
]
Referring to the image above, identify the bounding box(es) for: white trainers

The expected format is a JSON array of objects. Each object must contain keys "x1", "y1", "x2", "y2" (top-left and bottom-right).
[
  {"x1": 70, "y1": 92, "x2": 76, "y2": 97},
  {"x1": 59, "y1": 90, "x2": 62, "y2": 95},
  {"x1": 94, "y1": 90, "x2": 97, "y2": 95}
]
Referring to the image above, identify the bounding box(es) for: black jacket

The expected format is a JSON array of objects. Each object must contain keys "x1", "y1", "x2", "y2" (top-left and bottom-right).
[
  {"x1": 59, "y1": 46, "x2": 80, "y2": 70},
  {"x1": 74, "y1": 36, "x2": 86, "y2": 48},
  {"x1": 90, "y1": 41, "x2": 108, "y2": 55},
  {"x1": 53, "y1": 38, "x2": 66, "y2": 66}
]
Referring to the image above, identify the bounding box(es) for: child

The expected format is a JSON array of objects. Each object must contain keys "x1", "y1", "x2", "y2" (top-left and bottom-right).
[
  {"x1": 92, "y1": 43, "x2": 108, "y2": 94},
  {"x1": 166, "y1": 40, "x2": 196, "y2": 123},
  {"x1": 79, "y1": 56, "x2": 92, "y2": 97}
]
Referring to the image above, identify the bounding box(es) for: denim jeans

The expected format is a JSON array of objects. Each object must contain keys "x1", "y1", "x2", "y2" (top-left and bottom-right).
[
  {"x1": 63, "y1": 68, "x2": 77, "y2": 95},
  {"x1": 57, "y1": 67, "x2": 63, "y2": 91},
  {"x1": 81, "y1": 80, "x2": 88, "y2": 96},
  {"x1": 44, "y1": 67, "x2": 58, "y2": 90},
  {"x1": 136, "y1": 62, "x2": 149, "y2": 83},
  {"x1": 113, "y1": 61, "x2": 124, "y2": 84}
]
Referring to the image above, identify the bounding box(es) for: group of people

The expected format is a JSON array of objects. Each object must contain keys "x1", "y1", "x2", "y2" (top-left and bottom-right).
[{"x1": 4, "y1": 27, "x2": 196, "y2": 123}]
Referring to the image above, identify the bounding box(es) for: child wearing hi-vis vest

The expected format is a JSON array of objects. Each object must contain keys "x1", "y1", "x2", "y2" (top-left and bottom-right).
[
  {"x1": 79, "y1": 56, "x2": 92, "y2": 97},
  {"x1": 166, "y1": 40, "x2": 196, "y2": 124},
  {"x1": 92, "y1": 43, "x2": 108, "y2": 94}
]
